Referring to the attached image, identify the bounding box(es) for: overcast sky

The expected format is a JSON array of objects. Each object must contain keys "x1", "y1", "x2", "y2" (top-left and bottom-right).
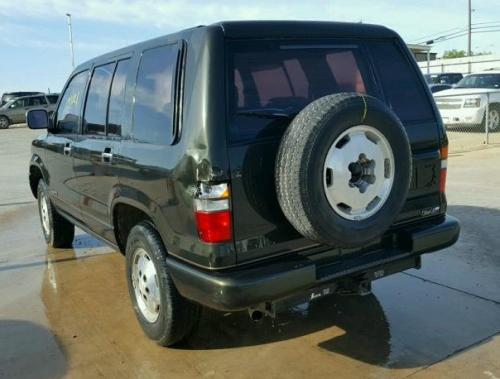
[{"x1": 1, "y1": 0, "x2": 499, "y2": 93}]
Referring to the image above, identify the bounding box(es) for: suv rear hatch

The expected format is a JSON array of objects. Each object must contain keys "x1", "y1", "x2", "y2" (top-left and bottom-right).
[{"x1": 226, "y1": 38, "x2": 444, "y2": 264}]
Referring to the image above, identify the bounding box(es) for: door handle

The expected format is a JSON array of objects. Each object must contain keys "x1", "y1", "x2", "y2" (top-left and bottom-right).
[
  {"x1": 63, "y1": 143, "x2": 72, "y2": 156},
  {"x1": 101, "y1": 148, "x2": 113, "y2": 164}
]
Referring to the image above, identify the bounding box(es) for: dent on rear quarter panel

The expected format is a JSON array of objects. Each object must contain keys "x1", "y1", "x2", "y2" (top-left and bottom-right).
[{"x1": 159, "y1": 25, "x2": 235, "y2": 269}]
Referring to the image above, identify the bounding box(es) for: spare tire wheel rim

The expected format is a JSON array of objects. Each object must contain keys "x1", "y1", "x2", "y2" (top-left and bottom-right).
[
  {"x1": 131, "y1": 248, "x2": 161, "y2": 323},
  {"x1": 323, "y1": 125, "x2": 395, "y2": 221}
]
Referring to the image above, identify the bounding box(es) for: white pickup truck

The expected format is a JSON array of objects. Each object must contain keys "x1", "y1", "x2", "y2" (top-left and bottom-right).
[{"x1": 433, "y1": 72, "x2": 500, "y2": 131}]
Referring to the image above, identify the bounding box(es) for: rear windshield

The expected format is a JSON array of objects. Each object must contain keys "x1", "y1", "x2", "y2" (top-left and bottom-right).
[{"x1": 228, "y1": 40, "x2": 370, "y2": 143}]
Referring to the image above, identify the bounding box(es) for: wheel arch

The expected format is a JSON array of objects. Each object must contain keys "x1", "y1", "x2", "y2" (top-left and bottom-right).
[
  {"x1": 111, "y1": 197, "x2": 161, "y2": 255},
  {"x1": 29, "y1": 155, "x2": 48, "y2": 198}
]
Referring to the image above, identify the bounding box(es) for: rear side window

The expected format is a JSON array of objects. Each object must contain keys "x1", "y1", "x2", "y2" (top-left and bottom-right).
[
  {"x1": 368, "y1": 41, "x2": 434, "y2": 122},
  {"x1": 107, "y1": 59, "x2": 130, "y2": 137},
  {"x1": 28, "y1": 96, "x2": 47, "y2": 106},
  {"x1": 133, "y1": 44, "x2": 178, "y2": 144},
  {"x1": 56, "y1": 70, "x2": 88, "y2": 134},
  {"x1": 83, "y1": 62, "x2": 115, "y2": 135},
  {"x1": 229, "y1": 41, "x2": 369, "y2": 142}
]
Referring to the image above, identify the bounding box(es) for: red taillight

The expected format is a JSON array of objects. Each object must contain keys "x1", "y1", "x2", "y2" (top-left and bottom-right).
[
  {"x1": 194, "y1": 182, "x2": 232, "y2": 243},
  {"x1": 439, "y1": 145, "x2": 448, "y2": 194},
  {"x1": 439, "y1": 167, "x2": 447, "y2": 193},
  {"x1": 195, "y1": 210, "x2": 232, "y2": 243}
]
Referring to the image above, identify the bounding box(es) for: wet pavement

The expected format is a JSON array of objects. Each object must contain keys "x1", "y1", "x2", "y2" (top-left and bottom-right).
[{"x1": 1, "y1": 127, "x2": 500, "y2": 378}]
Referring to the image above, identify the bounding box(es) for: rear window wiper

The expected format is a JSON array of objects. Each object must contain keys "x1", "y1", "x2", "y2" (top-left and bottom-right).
[{"x1": 235, "y1": 109, "x2": 297, "y2": 119}]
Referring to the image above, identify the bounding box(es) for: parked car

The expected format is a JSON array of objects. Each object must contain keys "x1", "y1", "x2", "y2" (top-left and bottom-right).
[
  {"x1": 0, "y1": 93, "x2": 59, "y2": 129},
  {"x1": 1, "y1": 91, "x2": 44, "y2": 106},
  {"x1": 424, "y1": 73, "x2": 463, "y2": 85},
  {"x1": 434, "y1": 71, "x2": 500, "y2": 131},
  {"x1": 27, "y1": 21, "x2": 459, "y2": 346},
  {"x1": 429, "y1": 83, "x2": 453, "y2": 93}
]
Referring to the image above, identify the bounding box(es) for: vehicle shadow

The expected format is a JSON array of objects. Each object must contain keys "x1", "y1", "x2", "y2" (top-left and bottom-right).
[
  {"x1": 0, "y1": 320, "x2": 67, "y2": 379},
  {"x1": 180, "y1": 204, "x2": 500, "y2": 369},
  {"x1": 183, "y1": 294, "x2": 391, "y2": 366}
]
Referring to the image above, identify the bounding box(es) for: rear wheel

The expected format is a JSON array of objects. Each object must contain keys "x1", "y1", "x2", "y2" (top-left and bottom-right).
[
  {"x1": 37, "y1": 180, "x2": 75, "y2": 248},
  {"x1": 125, "y1": 221, "x2": 201, "y2": 346},
  {"x1": 0, "y1": 116, "x2": 10, "y2": 129}
]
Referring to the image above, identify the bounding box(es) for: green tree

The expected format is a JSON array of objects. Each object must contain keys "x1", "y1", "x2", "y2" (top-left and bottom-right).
[{"x1": 442, "y1": 49, "x2": 467, "y2": 59}]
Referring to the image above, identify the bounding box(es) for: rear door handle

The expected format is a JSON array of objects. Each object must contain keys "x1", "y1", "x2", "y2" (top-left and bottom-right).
[
  {"x1": 101, "y1": 148, "x2": 113, "y2": 164},
  {"x1": 63, "y1": 143, "x2": 72, "y2": 156}
]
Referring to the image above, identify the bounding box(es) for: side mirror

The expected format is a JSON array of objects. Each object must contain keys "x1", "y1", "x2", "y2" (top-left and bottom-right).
[{"x1": 26, "y1": 109, "x2": 49, "y2": 129}]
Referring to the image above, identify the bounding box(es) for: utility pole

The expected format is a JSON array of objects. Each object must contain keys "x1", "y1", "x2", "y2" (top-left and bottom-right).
[
  {"x1": 467, "y1": 0, "x2": 472, "y2": 56},
  {"x1": 66, "y1": 13, "x2": 75, "y2": 69}
]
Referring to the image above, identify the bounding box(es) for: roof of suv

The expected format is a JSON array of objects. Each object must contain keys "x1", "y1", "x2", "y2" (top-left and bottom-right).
[
  {"x1": 75, "y1": 20, "x2": 398, "y2": 71},
  {"x1": 214, "y1": 20, "x2": 397, "y2": 39}
]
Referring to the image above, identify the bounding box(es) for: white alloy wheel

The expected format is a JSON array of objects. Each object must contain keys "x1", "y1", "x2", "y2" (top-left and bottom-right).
[
  {"x1": 40, "y1": 192, "x2": 51, "y2": 236},
  {"x1": 323, "y1": 125, "x2": 395, "y2": 221},
  {"x1": 131, "y1": 248, "x2": 161, "y2": 323}
]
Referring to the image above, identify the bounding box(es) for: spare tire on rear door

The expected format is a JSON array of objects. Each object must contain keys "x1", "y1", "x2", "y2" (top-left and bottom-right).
[{"x1": 275, "y1": 93, "x2": 411, "y2": 248}]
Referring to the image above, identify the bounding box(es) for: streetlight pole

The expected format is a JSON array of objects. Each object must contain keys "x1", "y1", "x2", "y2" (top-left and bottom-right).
[{"x1": 66, "y1": 13, "x2": 75, "y2": 69}]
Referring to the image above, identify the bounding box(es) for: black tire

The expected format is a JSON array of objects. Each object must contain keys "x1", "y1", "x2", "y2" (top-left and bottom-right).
[
  {"x1": 275, "y1": 93, "x2": 412, "y2": 248},
  {"x1": 0, "y1": 115, "x2": 10, "y2": 129},
  {"x1": 37, "y1": 180, "x2": 75, "y2": 248},
  {"x1": 125, "y1": 221, "x2": 201, "y2": 346}
]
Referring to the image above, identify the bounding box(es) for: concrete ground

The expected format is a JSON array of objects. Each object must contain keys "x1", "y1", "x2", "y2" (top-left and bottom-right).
[
  {"x1": 1, "y1": 125, "x2": 499, "y2": 379},
  {"x1": 447, "y1": 129, "x2": 500, "y2": 153}
]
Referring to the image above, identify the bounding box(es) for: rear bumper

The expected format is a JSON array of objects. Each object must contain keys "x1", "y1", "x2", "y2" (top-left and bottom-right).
[{"x1": 167, "y1": 215, "x2": 460, "y2": 311}]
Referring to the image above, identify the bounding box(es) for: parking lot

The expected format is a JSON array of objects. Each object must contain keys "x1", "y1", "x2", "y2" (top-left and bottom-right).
[{"x1": 0, "y1": 125, "x2": 499, "y2": 379}]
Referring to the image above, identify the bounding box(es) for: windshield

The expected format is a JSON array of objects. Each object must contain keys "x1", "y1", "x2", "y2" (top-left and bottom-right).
[{"x1": 455, "y1": 74, "x2": 500, "y2": 89}]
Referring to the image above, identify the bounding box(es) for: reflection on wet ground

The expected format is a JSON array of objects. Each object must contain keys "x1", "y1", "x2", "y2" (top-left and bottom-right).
[{"x1": 1, "y1": 203, "x2": 500, "y2": 378}]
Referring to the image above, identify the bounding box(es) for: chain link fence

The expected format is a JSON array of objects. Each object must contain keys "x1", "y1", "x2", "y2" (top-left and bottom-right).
[{"x1": 433, "y1": 91, "x2": 500, "y2": 152}]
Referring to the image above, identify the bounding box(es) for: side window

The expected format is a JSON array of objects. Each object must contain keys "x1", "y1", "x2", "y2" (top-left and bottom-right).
[
  {"x1": 368, "y1": 41, "x2": 434, "y2": 122},
  {"x1": 56, "y1": 71, "x2": 88, "y2": 134},
  {"x1": 83, "y1": 62, "x2": 115, "y2": 135},
  {"x1": 9, "y1": 99, "x2": 25, "y2": 109},
  {"x1": 133, "y1": 44, "x2": 178, "y2": 144},
  {"x1": 28, "y1": 96, "x2": 47, "y2": 106},
  {"x1": 107, "y1": 59, "x2": 130, "y2": 137}
]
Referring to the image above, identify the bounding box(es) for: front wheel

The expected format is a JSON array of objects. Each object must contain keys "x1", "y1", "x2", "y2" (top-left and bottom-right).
[
  {"x1": 37, "y1": 180, "x2": 75, "y2": 248},
  {"x1": 485, "y1": 105, "x2": 500, "y2": 131},
  {"x1": 125, "y1": 221, "x2": 201, "y2": 346}
]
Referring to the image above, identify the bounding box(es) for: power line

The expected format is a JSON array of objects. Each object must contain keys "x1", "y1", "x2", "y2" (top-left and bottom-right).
[
  {"x1": 409, "y1": 20, "x2": 500, "y2": 44},
  {"x1": 423, "y1": 28, "x2": 500, "y2": 46},
  {"x1": 413, "y1": 24, "x2": 500, "y2": 45}
]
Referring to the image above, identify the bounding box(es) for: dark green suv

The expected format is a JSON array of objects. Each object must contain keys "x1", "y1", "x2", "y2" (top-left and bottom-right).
[{"x1": 27, "y1": 21, "x2": 460, "y2": 346}]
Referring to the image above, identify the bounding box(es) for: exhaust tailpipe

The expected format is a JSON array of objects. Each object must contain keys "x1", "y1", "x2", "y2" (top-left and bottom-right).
[{"x1": 249, "y1": 309, "x2": 264, "y2": 322}]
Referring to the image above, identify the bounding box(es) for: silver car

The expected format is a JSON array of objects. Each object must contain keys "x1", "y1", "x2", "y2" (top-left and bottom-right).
[{"x1": 0, "y1": 94, "x2": 58, "y2": 129}]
